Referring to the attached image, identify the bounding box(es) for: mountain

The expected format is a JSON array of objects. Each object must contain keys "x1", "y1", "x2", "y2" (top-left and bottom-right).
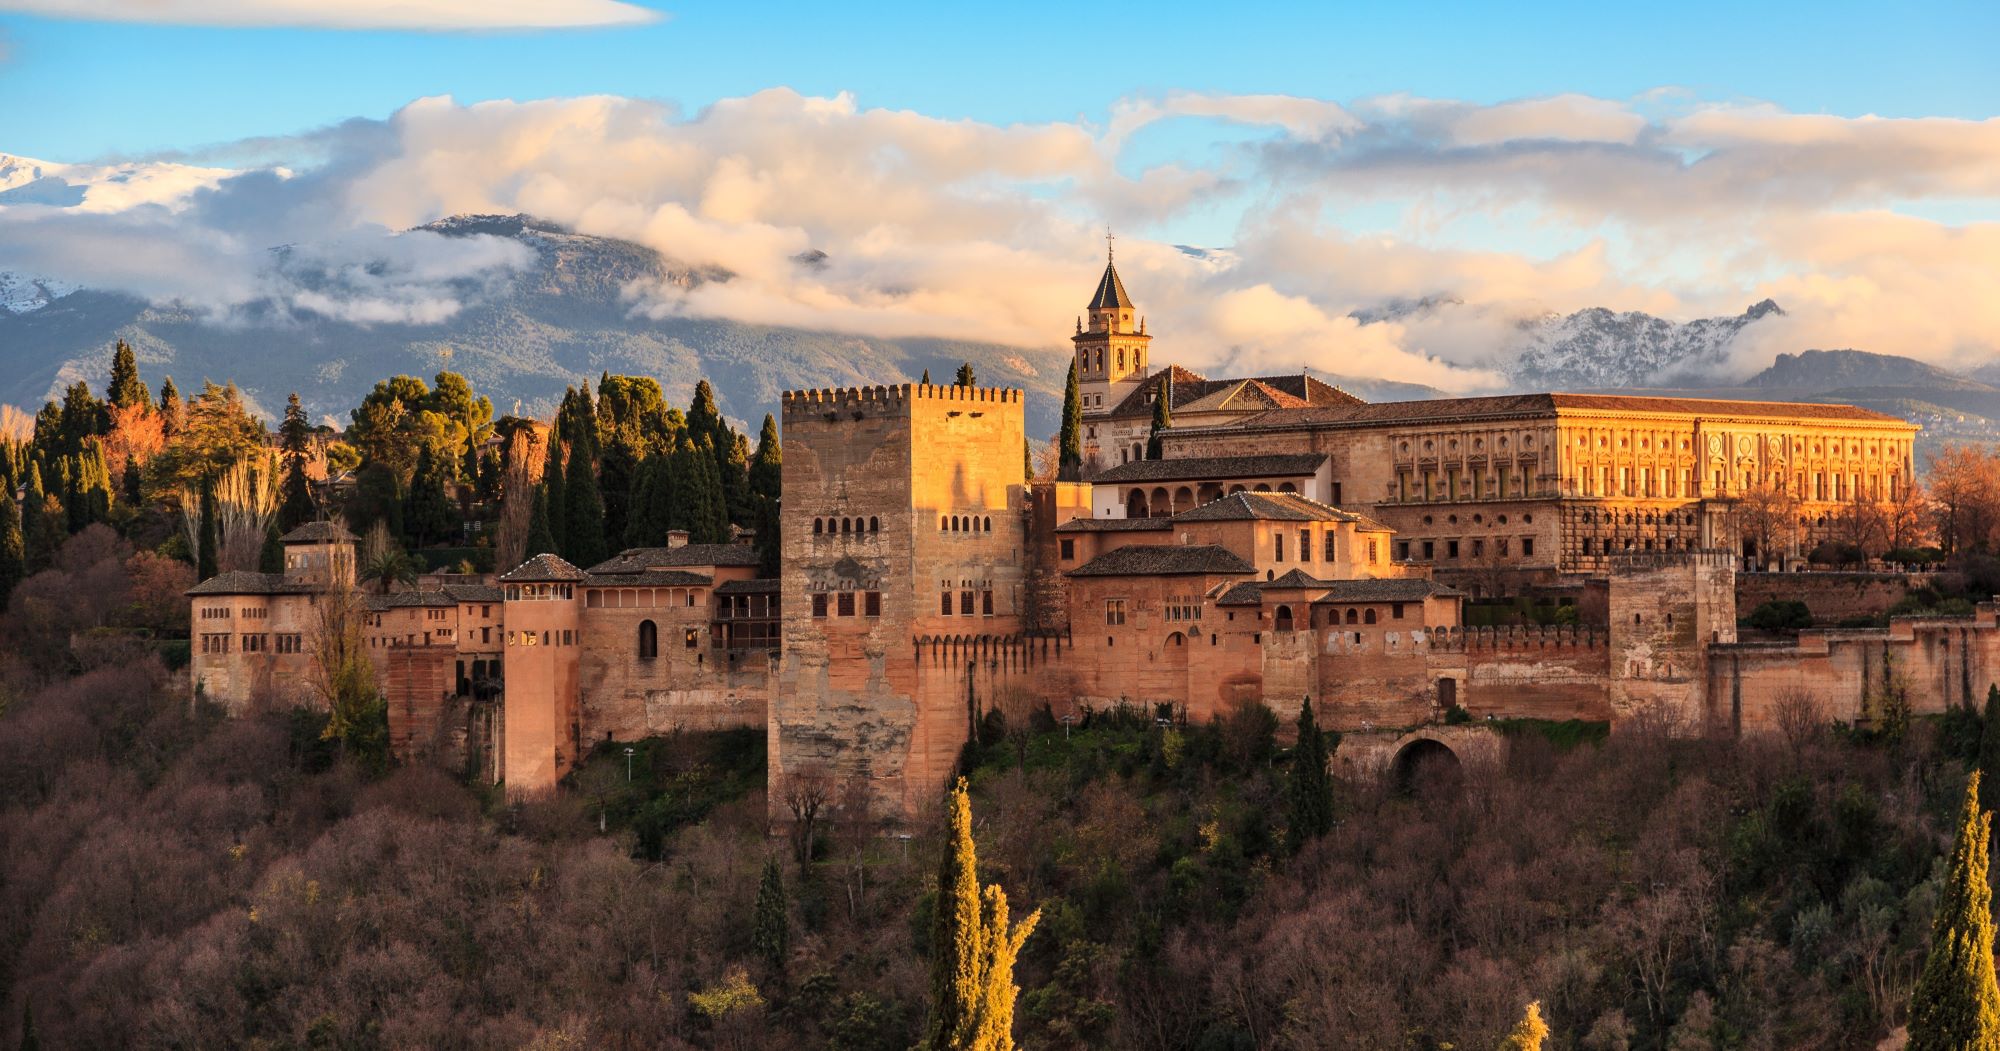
[
  {"x1": 1505, "y1": 299, "x2": 1784, "y2": 389},
  {"x1": 0, "y1": 214, "x2": 1072, "y2": 435},
  {"x1": 1747, "y1": 348, "x2": 1989, "y2": 391}
]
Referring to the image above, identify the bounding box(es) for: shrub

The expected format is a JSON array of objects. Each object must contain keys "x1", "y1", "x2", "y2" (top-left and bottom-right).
[{"x1": 1745, "y1": 599, "x2": 1814, "y2": 631}]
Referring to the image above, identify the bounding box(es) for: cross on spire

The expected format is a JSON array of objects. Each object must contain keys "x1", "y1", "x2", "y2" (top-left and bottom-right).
[{"x1": 1105, "y1": 225, "x2": 1115, "y2": 262}]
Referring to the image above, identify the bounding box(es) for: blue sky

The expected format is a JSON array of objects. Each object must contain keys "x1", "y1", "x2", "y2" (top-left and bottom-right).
[{"x1": 2, "y1": 0, "x2": 1995, "y2": 161}]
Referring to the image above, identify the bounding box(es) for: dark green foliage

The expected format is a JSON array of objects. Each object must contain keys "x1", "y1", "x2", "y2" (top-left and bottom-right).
[
  {"x1": 719, "y1": 431, "x2": 753, "y2": 526},
  {"x1": 753, "y1": 856, "x2": 789, "y2": 970},
  {"x1": 541, "y1": 443, "x2": 567, "y2": 556},
  {"x1": 1285, "y1": 701, "x2": 1333, "y2": 850},
  {"x1": 624, "y1": 451, "x2": 671, "y2": 548},
  {"x1": 670, "y1": 436, "x2": 729, "y2": 544},
  {"x1": 156, "y1": 376, "x2": 182, "y2": 433},
  {"x1": 196, "y1": 481, "x2": 218, "y2": 580},
  {"x1": 563, "y1": 440, "x2": 608, "y2": 567},
  {"x1": 278, "y1": 392, "x2": 316, "y2": 531},
  {"x1": 107, "y1": 340, "x2": 148, "y2": 410},
  {"x1": 403, "y1": 445, "x2": 457, "y2": 548},
  {"x1": 1746, "y1": 599, "x2": 1814, "y2": 631},
  {"x1": 954, "y1": 362, "x2": 975, "y2": 387},
  {"x1": 1058, "y1": 361, "x2": 1082, "y2": 482},
  {"x1": 524, "y1": 484, "x2": 557, "y2": 560},
  {"x1": 752, "y1": 493, "x2": 780, "y2": 576},
  {"x1": 1146, "y1": 375, "x2": 1171, "y2": 460},
  {"x1": 258, "y1": 522, "x2": 284, "y2": 574},
  {"x1": 1982, "y1": 685, "x2": 2000, "y2": 815},
  {"x1": 0, "y1": 490, "x2": 23, "y2": 603},
  {"x1": 66, "y1": 444, "x2": 113, "y2": 530},
  {"x1": 749, "y1": 413, "x2": 781, "y2": 504},
  {"x1": 1490, "y1": 718, "x2": 1610, "y2": 751},
  {"x1": 21, "y1": 468, "x2": 63, "y2": 573},
  {"x1": 347, "y1": 463, "x2": 403, "y2": 541}
]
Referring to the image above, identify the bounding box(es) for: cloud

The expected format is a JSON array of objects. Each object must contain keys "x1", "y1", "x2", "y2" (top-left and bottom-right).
[
  {"x1": 0, "y1": 0, "x2": 659, "y2": 31},
  {"x1": 3, "y1": 87, "x2": 1998, "y2": 393}
]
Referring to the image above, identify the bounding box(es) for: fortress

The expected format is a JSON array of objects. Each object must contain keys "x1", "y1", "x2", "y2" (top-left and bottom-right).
[{"x1": 188, "y1": 253, "x2": 2000, "y2": 824}]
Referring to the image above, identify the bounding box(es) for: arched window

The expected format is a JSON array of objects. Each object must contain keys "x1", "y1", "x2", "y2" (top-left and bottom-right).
[
  {"x1": 940, "y1": 516, "x2": 948, "y2": 531},
  {"x1": 638, "y1": 620, "x2": 658, "y2": 660},
  {"x1": 840, "y1": 518, "x2": 850, "y2": 534},
  {"x1": 983, "y1": 516, "x2": 992, "y2": 532},
  {"x1": 813, "y1": 518, "x2": 823, "y2": 534},
  {"x1": 870, "y1": 516, "x2": 880, "y2": 532},
  {"x1": 1345, "y1": 608, "x2": 1358, "y2": 625},
  {"x1": 1364, "y1": 608, "x2": 1377, "y2": 625},
  {"x1": 1274, "y1": 605, "x2": 1294, "y2": 632}
]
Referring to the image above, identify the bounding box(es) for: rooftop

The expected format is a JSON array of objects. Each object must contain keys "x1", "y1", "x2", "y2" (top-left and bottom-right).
[
  {"x1": 1194, "y1": 392, "x2": 1910, "y2": 432},
  {"x1": 1092, "y1": 453, "x2": 1326, "y2": 484},
  {"x1": 1312, "y1": 578, "x2": 1464, "y2": 602},
  {"x1": 1102, "y1": 366, "x2": 1360, "y2": 421},
  {"x1": 499, "y1": 553, "x2": 586, "y2": 583},
  {"x1": 1053, "y1": 516, "x2": 1174, "y2": 533},
  {"x1": 1087, "y1": 259, "x2": 1134, "y2": 310},
  {"x1": 589, "y1": 544, "x2": 763, "y2": 572},
  {"x1": 1173, "y1": 491, "x2": 1367, "y2": 524},
  {"x1": 581, "y1": 569, "x2": 714, "y2": 588},
  {"x1": 716, "y1": 578, "x2": 782, "y2": 595},
  {"x1": 1067, "y1": 544, "x2": 1255, "y2": 578},
  {"x1": 186, "y1": 571, "x2": 318, "y2": 597},
  {"x1": 279, "y1": 520, "x2": 356, "y2": 544}
]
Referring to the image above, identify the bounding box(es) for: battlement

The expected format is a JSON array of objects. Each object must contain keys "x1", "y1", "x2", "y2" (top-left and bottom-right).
[
  {"x1": 1607, "y1": 549, "x2": 1735, "y2": 573},
  {"x1": 780, "y1": 383, "x2": 1024, "y2": 421},
  {"x1": 1430, "y1": 623, "x2": 1607, "y2": 653}
]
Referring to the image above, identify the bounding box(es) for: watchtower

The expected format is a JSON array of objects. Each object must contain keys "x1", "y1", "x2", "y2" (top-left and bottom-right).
[
  {"x1": 1072, "y1": 239, "x2": 1152, "y2": 417},
  {"x1": 773, "y1": 383, "x2": 1029, "y2": 823}
]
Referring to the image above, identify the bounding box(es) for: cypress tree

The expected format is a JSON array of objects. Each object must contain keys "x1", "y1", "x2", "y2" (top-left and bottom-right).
[
  {"x1": 1145, "y1": 374, "x2": 1171, "y2": 460},
  {"x1": 1024, "y1": 437, "x2": 1032, "y2": 482},
  {"x1": 107, "y1": 339, "x2": 148, "y2": 410},
  {"x1": 1981, "y1": 684, "x2": 2000, "y2": 816},
  {"x1": 687, "y1": 381, "x2": 724, "y2": 454},
  {"x1": 25, "y1": 493, "x2": 65, "y2": 575},
  {"x1": 752, "y1": 856, "x2": 789, "y2": 971},
  {"x1": 542, "y1": 443, "x2": 568, "y2": 557},
  {"x1": 404, "y1": 446, "x2": 456, "y2": 548},
  {"x1": 157, "y1": 376, "x2": 183, "y2": 436},
  {"x1": 752, "y1": 492, "x2": 780, "y2": 576},
  {"x1": 1286, "y1": 699, "x2": 1335, "y2": 850},
  {"x1": 0, "y1": 489, "x2": 24, "y2": 603},
  {"x1": 927, "y1": 778, "x2": 1039, "y2": 1051},
  {"x1": 565, "y1": 442, "x2": 609, "y2": 567},
  {"x1": 720, "y1": 430, "x2": 753, "y2": 526},
  {"x1": 19, "y1": 464, "x2": 51, "y2": 572},
  {"x1": 278, "y1": 392, "x2": 316, "y2": 531},
  {"x1": 258, "y1": 521, "x2": 284, "y2": 573},
  {"x1": 197, "y1": 482, "x2": 219, "y2": 580},
  {"x1": 1908, "y1": 771, "x2": 2000, "y2": 1050},
  {"x1": 524, "y1": 484, "x2": 557, "y2": 560},
  {"x1": 1058, "y1": 360, "x2": 1083, "y2": 482},
  {"x1": 1500, "y1": 1002, "x2": 1549, "y2": 1051},
  {"x1": 748, "y1": 413, "x2": 781, "y2": 504},
  {"x1": 120, "y1": 457, "x2": 142, "y2": 506},
  {"x1": 921, "y1": 369, "x2": 931, "y2": 384},
  {"x1": 954, "y1": 362, "x2": 976, "y2": 387}
]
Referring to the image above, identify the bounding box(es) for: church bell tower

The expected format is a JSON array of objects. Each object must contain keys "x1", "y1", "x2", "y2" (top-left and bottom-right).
[{"x1": 1071, "y1": 234, "x2": 1152, "y2": 417}]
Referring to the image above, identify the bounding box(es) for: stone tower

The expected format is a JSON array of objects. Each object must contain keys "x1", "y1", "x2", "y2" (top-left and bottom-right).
[
  {"x1": 1608, "y1": 550, "x2": 1737, "y2": 731},
  {"x1": 772, "y1": 383, "x2": 1029, "y2": 825},
  {"x1": 1072, "y1": 243, "x2": 1152, "y2": 417},
  {"x1": 278, "y1": 521, "x2": 357, "y2": 587},
  {"x1": 498, "y1": 554, "x2": 585, "y2": 797}
]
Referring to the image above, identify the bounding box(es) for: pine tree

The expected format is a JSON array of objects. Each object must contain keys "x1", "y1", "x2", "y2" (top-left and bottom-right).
[
  {"x1": 524, "y1": 484, "x2": 557, "y2": 560},
  {"x1": 542, "y1": 443, "x2": 568, "y2": 556},
  {"x1": 954, "y1": 362, "x2": 976, "y2": 387},
  {"x1": 1500, "y1": 1001, "x2": 1549, "y2": 1051},
  {"x1": 1909, "y1": 771, "x2": 2000, "y2": 1050},
  {"x1": 1286, "y1": 699, "x2": 1335, "y2": 850},
  {"x1": 278, "y1": 392, "x2": 316, "y2": 531},
  {"x1": 749, "y1": 413, "x2": 782, "y2": 504},
  {"x1": 927, "y1": 778, "x2": 1039, "y2": 1051},
  {"x1": 0, "y1": 489, "x2": 24, "y2": 603},
  {"x1": 1982, "y1": 684, "x2": 2000, "y2": 816},
  {"x1": 565, "y1": 442, "x2": 609, "y2": 567},
  {"x1": 1058, "y1": 360, "x2": 1082, "y2": 482},
  {"x1": 197, "y1": 481, "x2": 219, "y2": 580},
  {"x1": 753, "y1": 856, "x2": 789, "y2": 971},
  {"x1": 107, "y1": 339, "x2": 148, "y2": 409},
  {"x1": 1145, "y1": 374, "x2": 1171, "y2": 460},
  {"x1": 156, "y1": 376, "x2": 183, "y2": 436}
]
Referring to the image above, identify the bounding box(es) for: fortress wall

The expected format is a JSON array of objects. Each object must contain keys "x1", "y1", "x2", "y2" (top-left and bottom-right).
[
  {"x1": 1716, "y1": 607, "x2": 2000, "y2": 733},
  {"x1": 1736, "y1": 571, "x2": 1927, "y2": 625}
]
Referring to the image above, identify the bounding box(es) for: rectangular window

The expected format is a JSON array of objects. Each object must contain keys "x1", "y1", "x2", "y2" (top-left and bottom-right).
[
  {"x1": 1060, "y1": 538, "x2": 1075, "y2": 560},
  {"x1": 837, "y1": 592, "x2": 855, "y2": 617},
  {"x1": 1324, "y1": 532, "x2": 1337, "y2": 562},
  {"x1": 1332, "y1": 482, "x2": 1343, "y2": 505},
  {"x1": 982, "y1": 590, "x2": 994, "y2": 616},
  {"x1": 1497, "y1": 539, "x2": 1510, "y2": 557},
  {"x1": 1471, "y1": 539, "x2": 1484, "y2": 558},
  {"x1": 1421, "y1": 540, "x2": 1434, "y2": 560},
  {"x1": 864, "y1": 591, "x2": 881, "y2": 617},
  {"x1": 1105, "y1": 599, "x2": 1127, "y2": 626},
  {"x1": 1393, "y1": 603, "x2": 1405, "y2": 620},
  {"x1": 941, "y1": 591, "x2": 953, "y2": 616},
  {"x1": 960, "y1": 590, "x2": 975, "y2": 616},
  {"x1": 1368, "y1": 539, "x2": 1379, "y2": 563},
  {"x1": 1446, "y1": 540, "x2": 1459, "y2": 559},
  {"x1": 685, "y1": 628, "x2": 699, "y2": 648},
  {"x1": 1396, "y1": 540, "x2": 1410, "y2": 561},
  {"x1": 1298, "y1": 529, "x2": 1311, "y2": 561},
  {"x1": 1522, "y1": 538, "x2": 1536, "y2": 557},
  {"x1": 813, "y1": 593, "x2": 829, "y2": 618},
  {"x1": 1274, "y1": 533, "x2": 1285, "y2": 562}
]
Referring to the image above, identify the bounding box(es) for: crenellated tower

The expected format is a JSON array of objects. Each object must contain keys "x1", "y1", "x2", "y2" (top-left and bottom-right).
[{"x1": 1072, "y1": 239, "x2": 1152, "y2": 417}]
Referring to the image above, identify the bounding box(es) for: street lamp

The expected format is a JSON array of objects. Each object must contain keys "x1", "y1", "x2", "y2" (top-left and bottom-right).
[
  {"x1": 1060, "y1": 713, "x2": 1076, "y2": 740},
  {"x1": 623, "y1": 746, "x2": 636, "y2": 782}
]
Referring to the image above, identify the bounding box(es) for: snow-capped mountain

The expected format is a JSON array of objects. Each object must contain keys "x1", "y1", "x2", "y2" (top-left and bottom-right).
[
  {"x1": 0, "y1": 271, "x2": 78, "y2": 315},
  {"x1": 1505, "y1": 299, "x2": 1785, "y2": 388},
  {"x1": 0, "y1": 152, "x2": 238, "y2": 213}
]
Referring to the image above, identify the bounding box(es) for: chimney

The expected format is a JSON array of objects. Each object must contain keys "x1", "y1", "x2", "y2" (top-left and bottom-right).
[{"x1": 666, "y1": 529, "x2": 690, "y2": 549}]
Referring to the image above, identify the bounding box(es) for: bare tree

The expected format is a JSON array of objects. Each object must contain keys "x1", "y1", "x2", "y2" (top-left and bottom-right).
[
  {"x1": 780, "y1": 763, "x2": 836, "y2": 876},
  {"x1": 307, "y1": 580, "x2": 379, "y2": 751},
  {"x1": 1772, "y1": 688, "x2": 1825, "y2": 759},
  {"x1": 494, "y1": 427, "x2": 547, "y2": 573}
]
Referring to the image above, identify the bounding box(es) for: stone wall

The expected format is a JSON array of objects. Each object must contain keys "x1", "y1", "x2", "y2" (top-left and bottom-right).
[
  {"x1": 1737, "y1": 571, "x2": 1926, "y2": 625},
  {"x1": 1712, "y1": 606, "x2": 2000, "y2": 733},
  {"x1": 190, "y1": 594, "x2": 320, "y2": 713},
  {"x1": 1609, "y1": 552, "x2": 1737, "y2": 726},
  {"x1": 1437, "y1": 625, "x2": 1615, "y2": 722}
]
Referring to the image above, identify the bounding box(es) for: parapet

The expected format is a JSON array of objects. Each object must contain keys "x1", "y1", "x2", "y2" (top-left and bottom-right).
[
  {"x1": 779, "y1": 383, "x2": 1024, "y2": 422},
  {"x1": 1430, "y1": 623, "x2": 1606, "y2": 653},
  {"x1": 1608, "y1": 550, "x2": 1735, "y2": 574}
]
